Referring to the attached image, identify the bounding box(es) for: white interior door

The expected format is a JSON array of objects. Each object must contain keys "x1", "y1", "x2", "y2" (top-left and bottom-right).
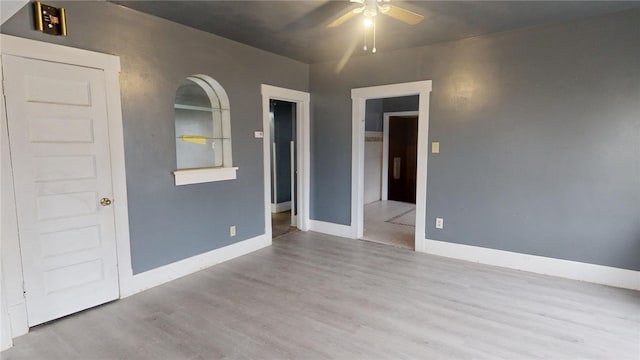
[{"x1": 3, "y1": 55, "x2": 119, "y2": 326}]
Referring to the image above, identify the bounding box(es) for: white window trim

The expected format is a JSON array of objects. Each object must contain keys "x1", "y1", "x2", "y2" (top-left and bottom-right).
[{"x1": 173, "y1": 167, "x2": 238, "y2": 185}]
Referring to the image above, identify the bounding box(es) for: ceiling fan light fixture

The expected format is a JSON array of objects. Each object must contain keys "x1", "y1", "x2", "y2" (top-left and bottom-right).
[
  {"x1": 363, "y1": 15, "x2": 376, "y2": 54},
  {"x1": 328, "y1": 0, "x2": 425, "y2": 54},
  {"x1": 364, "y1": 1, "x2": 378, "y2": 18}
]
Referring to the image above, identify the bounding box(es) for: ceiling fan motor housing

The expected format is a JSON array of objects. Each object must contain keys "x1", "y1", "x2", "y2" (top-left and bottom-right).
[{"x1": 364, "y1": 2, "x2": 378, "y2": 17}]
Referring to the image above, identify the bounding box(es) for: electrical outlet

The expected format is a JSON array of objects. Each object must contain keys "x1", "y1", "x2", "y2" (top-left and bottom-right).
[
  {"x1": 435, "y1": 218, "x2": 444, "y2": 229},
  {"x1": 230, "y1": 225, "x2": 236, "y2": 237}
]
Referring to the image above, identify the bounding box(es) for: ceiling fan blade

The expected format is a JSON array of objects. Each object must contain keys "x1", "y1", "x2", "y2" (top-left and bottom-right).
[
  {"x1": 327, "y1": 8, "x2": 360, "y2": 28},
  {"x1": 380, "y1": 5, "x2": 424, "y2": 25},
  {"x1": 283, "y1": 2, "x2": 356, "y2": 31}
]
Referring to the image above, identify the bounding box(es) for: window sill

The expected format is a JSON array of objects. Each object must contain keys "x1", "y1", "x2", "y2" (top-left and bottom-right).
[{"x1": 173, "y1": 167, "x2": 238, "y2": 186}]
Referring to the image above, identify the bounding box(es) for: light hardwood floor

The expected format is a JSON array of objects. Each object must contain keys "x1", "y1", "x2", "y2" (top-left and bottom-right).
[{"x1": 3, "y1": 231, "x2": 639, "y2": 359}]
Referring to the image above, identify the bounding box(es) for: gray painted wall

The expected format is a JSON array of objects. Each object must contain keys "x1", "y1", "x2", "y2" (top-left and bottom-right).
[
  {"x1": 365, "y1": 99, "x2": 383, "y2": 132},
  {"x1": 1, "y1": 1, "x2": 309, "y2": 273},
  {"x1": 310, "y1": 9, "x2": 640, "y2": 270},
  {"x1": 384, "y1": 96, "x2": 419, "y2": 114}
]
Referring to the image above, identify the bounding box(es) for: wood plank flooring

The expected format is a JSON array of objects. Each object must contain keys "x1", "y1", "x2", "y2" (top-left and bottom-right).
[{"x1": 3, "y1": 231, "x2": 639, "y2": 359}]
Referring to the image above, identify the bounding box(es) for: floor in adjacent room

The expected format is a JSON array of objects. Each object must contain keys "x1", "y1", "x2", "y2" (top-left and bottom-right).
[
  {"x1": 363, "y1": 200, "x2": 415, "y2": 249},
  {"x1": 272, "y1": 210, "x2": 296, "y2": 238},
  {"x1": 3, "y1": 231, "x2": 639, "y2": 359}
]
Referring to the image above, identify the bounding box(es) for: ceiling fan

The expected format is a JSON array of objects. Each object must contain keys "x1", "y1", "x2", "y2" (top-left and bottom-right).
[{"x1": 326, "y1": 0, "x2": 424, "y2": 29}]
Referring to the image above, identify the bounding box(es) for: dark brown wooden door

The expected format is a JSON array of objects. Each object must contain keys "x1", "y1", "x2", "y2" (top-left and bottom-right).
[{"x1": 388, "y1": 116, "x2": 418, "y2": 204}]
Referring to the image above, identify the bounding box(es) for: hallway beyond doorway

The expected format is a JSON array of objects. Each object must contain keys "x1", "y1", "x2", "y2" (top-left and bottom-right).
[{"x1": 363, "y1": 200, "x2": 415, "y2": 249}]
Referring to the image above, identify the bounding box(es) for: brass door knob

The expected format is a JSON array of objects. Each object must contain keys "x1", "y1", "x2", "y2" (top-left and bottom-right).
[{"x1": 100, "y1": 198, "x2": 112, "y2": 206}]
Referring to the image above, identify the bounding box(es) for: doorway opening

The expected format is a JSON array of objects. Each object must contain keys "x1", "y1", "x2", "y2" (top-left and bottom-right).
[
  {"x1": 362, "y1": 96, "x2": 419, "y2": 249},
  {"x1": 350, "y1": 81, "x2": 432, "y2": 251},
  {"x1": 270, "y1": 100, "x2": 297, "y2": 238},
  {"x1": 261, "y1": 85, "x2": 310, "y2": 241}
]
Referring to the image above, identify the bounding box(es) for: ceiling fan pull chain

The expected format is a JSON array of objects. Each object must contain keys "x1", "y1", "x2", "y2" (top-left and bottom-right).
[
  {"x1": 363, "y1": 26, "x2": 368, "y2": 51},
  {"x1": 372, "y1": 19, "x2": 377, "y2": 53}
]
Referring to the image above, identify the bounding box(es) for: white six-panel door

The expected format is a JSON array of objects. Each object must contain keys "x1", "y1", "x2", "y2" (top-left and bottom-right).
[{"x1": 3, "y1": 55, "x2": 119, "y2": 326}]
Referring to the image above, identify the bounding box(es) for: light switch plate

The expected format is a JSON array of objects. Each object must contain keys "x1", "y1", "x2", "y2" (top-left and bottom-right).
[
  {"x1": 254, "y1": 131, "x2": 264, "y2": 138},
  {"x1": 230, "y1": 225, "x2": 236, "y2": 237},
  {"x1": 432, "y1": 142, "x2": 440, "y2": 154}
]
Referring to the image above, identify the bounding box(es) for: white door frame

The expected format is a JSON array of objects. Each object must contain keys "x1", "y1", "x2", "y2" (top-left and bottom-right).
[
  {"x1": 261, "y1": 85, "x2": 310, "y2": 237},
  {"x1": 290, "y1": 140, "x2": 297, "y2": 226},
  {"x1": 351, "y1": 81, "x2": 432, "y2": 251},
  {"x1": 381, "y1": 111, "x2": 420, "y2": 201},
  {"x1": 0, "y1": 35, "x2": 132, "y2": 343}
]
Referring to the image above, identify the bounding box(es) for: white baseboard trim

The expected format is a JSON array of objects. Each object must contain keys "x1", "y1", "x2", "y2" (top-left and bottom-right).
[
  {"x1": 123, "y1": 234, "x2": 271, "y2": 297},
  {"x1": 0, "y1": 329, "x2": 10, "y2": 352},
  {"x1": 271, "y1": 201, "x2": 291, "y2": 213},
  {"x1": 7, "y1": 302, "x2": 28, "y2": 339},
  {"x1": 2, "y1": 302, "x2": 28, "y2": 351},
  {"x1": 424, "y1": 238, "x2": 640, "y2": 290},
  {"x1": 309, "y1": 220, "x2": 355, "y2": 239},
  {"x1": 365, "y1": 131, "x2": 383, "y2": 139},
  {"x1": 1, "y1": 281, "x2": 13, "y2": 350},
  {"x1": 0, "y1": 338, "x2": 10, "y2": 352}
]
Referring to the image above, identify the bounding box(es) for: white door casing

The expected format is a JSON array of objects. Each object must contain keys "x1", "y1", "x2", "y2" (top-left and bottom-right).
[
  {"x1": 351, "y1": 81, "x2": 432, "y2": 251},
  {"x1": 3, "y1": 55, "x2": 120, "y2": 326},
  {"x1": 261, "y1": 85, "x2": 310, "y2": 237},
  {"x1": 290, "y1": 140, "x2": 296, "y2": 226}
]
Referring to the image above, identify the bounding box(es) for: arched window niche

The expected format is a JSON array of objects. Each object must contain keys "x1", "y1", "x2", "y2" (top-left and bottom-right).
[{"x1": 173, "y1": 74, "x2": 237, "y2": 185}]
